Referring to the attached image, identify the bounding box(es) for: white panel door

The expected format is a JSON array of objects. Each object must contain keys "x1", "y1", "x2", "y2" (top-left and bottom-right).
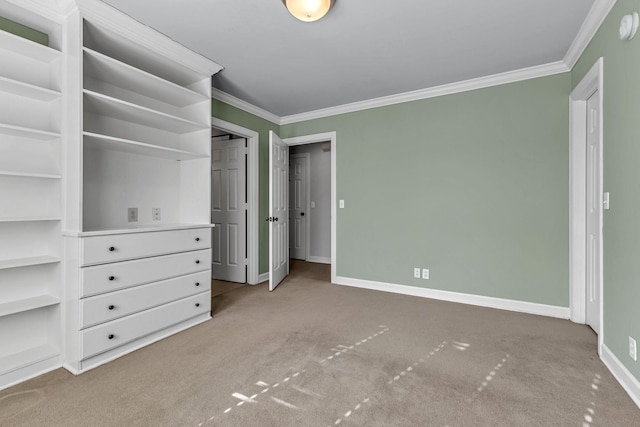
[
  {"x1": 269, "y1": 131, "x2": 289, "y2": 291},
  {"x1": 585, "y1": 90, "x2": 601, "y2": 334},
  {"x1": 211, "y1": 138, "x2": 247, "y2": 283},
  {"x1": 289, "y1": 154, "x2": 309, "y2": 261}
]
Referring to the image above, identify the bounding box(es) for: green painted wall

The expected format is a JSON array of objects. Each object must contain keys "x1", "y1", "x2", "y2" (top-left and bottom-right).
[
  {"x1": 211, "y1": 99, "x2": 280, "y2": 275},
  {"x1": 0, "y1": 16, "x2": 48, "y2": 45},
  {"x1": 572, "y1": 0, "x2": 640, "y2": 382},
  {"x1": 281, "y1": 74, "x2": 571, "y2": 306}
]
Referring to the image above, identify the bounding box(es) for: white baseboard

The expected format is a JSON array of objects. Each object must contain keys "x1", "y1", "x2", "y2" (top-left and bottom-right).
[
  {"x1": 601, "y1": 344, "x2": 640, "y2": 409},
  {"x1": 258, "y1": 272, "x2": 269, "y2": 284},
  {"x1": 306, "y1": 256, "x2": 331, "y2": 264},
  {"x1": 334, "y1": 276, "x2": 570, "y2": 319}
]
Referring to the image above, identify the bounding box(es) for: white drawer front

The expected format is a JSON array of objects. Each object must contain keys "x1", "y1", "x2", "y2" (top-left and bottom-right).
[
  {"x1": 81, "y1": 228, "x2": 211, "y2": 266},
  {"x1": 81, "y1": 249, "x2": 211, "y2": 297},
  {"x1": 81, "y1": 293, "x2": 211, "y2": 359},
  {"x1": 80, "y1": 271, "x2": 211, "y2": 329}
]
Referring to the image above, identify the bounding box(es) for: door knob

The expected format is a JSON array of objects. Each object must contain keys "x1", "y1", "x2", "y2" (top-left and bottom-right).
[
  {"x1": 274, "y1": 217, "x2": 279, "y2": 221},
  {"x1": 301, "y1": 212, "x2": 305, "y2": 216}
]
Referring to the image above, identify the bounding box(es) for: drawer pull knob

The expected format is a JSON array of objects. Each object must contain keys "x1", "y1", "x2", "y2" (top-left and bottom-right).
[
  {"x1": 195, "y1": 303, "x2": 200, "y2": 307},
  {"x1": 108, "y1": 276, "x2": 115, "y2": 281},
  {"x1": 108, "y1": 246, "x2": 115, "y2": 252},
  {"x1": 195, "y1": 237, "x2": 200, "y2": 242},
  {"x1": 108, "y1": 334, "x2": 115, "y2": 340},
  {"x1": 195, "y1": 260, "x2": 200, "y2": 264},
  {"x1": 195, "y1": 282, "x2": 200, "y2": 287},
  {"x1": 108, "y1": 305, "x2": 115, "y2": 310}
]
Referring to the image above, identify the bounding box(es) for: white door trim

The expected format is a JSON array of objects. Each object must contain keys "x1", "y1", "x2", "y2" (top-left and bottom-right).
[
  {"x1": 283, "y1": 132, "x2": 337, "y2": 283},
  {"x1": 569, "y1": 57, "x2": 603, "y2": 353},
  {"x1": 211, "y1": 117, "x2": 260, "y2": 285},
  {"x1": 290, "y1": 153, "x2": 311, "y2": 261}
]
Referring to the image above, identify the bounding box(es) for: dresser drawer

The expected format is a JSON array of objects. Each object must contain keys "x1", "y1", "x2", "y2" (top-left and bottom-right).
[
  {"x1": 81, "y1": 293, "x2": 211, "y2": 359},
  {"x1": 81, "y1": 228, "x2": 211, "y2": 266},
  {"x1": 80, "y1": 271, "x2": 211, "y2": 329},
  {"x1": 81, "y1": 249, "x2": 211, "y2": 297}
]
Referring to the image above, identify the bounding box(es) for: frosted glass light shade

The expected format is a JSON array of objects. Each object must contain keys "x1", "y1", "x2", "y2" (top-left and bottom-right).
[{"x1": 282, "y1": 0, "x2": 336, "y2": 22}]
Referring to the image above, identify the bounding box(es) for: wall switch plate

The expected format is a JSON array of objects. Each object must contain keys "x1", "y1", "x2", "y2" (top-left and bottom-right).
[
  {"x1": 422, "y1": 268, "x2": 430, "y2": 279},
  {"x1": 339, "y1": 200, "x2": 345, "y2": 209},
  {"x1": 603, "y1": 192, "x2": 610, "y2": 210},
  {"x1": 630, "y1": 336, "x2": 637, "y2": 361},
  {"x1": 152, "y1": 207, "x2": 161, "y2": 221},
  {"x1": 311, "y1": 201, "x2": 316, "y2": 209},
  {"x1": 127, "y1": 207, "x2": 138, "y2": 222},
  {"x1": 414, "y1": 268, "x2": 421, "y2": 278}
]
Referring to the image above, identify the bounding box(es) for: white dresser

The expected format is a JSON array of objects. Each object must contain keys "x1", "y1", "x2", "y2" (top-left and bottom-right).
[{"x1": 64, "y1": 227, "x2": 212, "y2": 373}]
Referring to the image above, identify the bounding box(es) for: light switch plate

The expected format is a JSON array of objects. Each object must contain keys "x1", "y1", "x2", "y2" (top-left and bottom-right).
[
  {"x1": 127, "y1": 207, "x2": 138, "y2": 222},
  {"x1": 339, "y1": 200, "x2": 345, "y2": 209}
]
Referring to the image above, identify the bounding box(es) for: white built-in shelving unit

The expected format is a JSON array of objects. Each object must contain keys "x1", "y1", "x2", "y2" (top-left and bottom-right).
[
  {"x1": 0, "y1": 0, "x2": 63, "y2": 390},
  {"x1": 62, "y1": 0, "x2": 221, "y2": 374}
]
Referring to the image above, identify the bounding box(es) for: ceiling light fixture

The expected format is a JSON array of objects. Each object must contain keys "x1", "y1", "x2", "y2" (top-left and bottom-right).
[{"x1": 282, "y1": 0, "x2": 336, "y2": 22}]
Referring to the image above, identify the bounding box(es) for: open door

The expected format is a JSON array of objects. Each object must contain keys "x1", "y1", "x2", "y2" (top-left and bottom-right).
[
  {"x1": 269, "y1": 131, "x2": 289, "y2": 291},
  {"x1": 211, "y1": 138, "x2": 247, "y2": 283}
]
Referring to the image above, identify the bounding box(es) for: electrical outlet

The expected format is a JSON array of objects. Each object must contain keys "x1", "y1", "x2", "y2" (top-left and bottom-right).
[
  {"x1": 422, "y1": 268, "x2": 430, "y2": 279},
  {"x1": 152, "y1": 207, "x2": 161, "y2": 221},
  {"x1": 127, "y1": 207, "x2": 138, "y2": 222},
  {"x1": 414, "y1": 268, "x2": 421, "y2": 278},
  {"x1": 630, "y1": 336, "x2": 637, "y2": 361}
]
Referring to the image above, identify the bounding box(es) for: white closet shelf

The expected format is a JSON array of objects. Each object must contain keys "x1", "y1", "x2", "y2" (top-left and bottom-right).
[
  {"x1": 0, "y1": 29, "x2": 60, "y2": 64},
  {"x1": 0, "y1": 171, "x2": 61, "y2": 179},
  {"x1": 0, "y1": 295, "x2": 60, "y2": 318},
  {"x1": 0, "y1": 123, "x2": 60, "y2": 140},
  {"x1": 0, "y1": 76, "x2": 61, "y2": 102},
  {"x1": 83, "y1": 90, "x2": 208, "y2": 134},
  {"x1": 83, "y1": 132, "x2": 207, "y2": 161},
  {"x1": 0, "y1": 217, "x2": 61, "y2": 223},
  {"x1": 0, "y1": 256, "x2": 61, "y2": 270},
  {"x1": 0, "y1": 344, "x2": 59, "y2": 376},
  {"x1": 83, "y1": 48, "x2": 208, "y2": 108}
]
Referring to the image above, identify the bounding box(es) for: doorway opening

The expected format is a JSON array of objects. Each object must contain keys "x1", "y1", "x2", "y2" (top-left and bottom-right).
[
  {"x1": 289, "y1": 142, "x2": 332, "y2": 266},
  {"x1": 268, "y1": 131, "x2": 337, "y2": 291},
  {"x1": 211, "y1": 117, "x2": 260, "y2": 286},
  {"x1": 570, "y1": 57, "x2": 604, "y2": 354}
]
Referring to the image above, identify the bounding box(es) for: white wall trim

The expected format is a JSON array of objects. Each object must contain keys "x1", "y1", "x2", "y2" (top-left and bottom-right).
[
  {"x1": 283, "y1": 132, "x2": 337, "y2": 283},
  {"x1": 335, "y1": 276, "x2": 571, "y2": 319},
  {"x1": 211, "y1": 88, "x2": 281, "y2": 125},
  {"x1": 307, "y1": 256, "x2": 331, "y2": 264},
  {"x1": 211, "y1": 117, "x2": 260, "y2": 285},
  {"x1": 564, "y1": 0, "x2": 617, "y2": 69},
  {"x1": 601, "y1": 344, "x2": 640, "y2": 409},
  {"x1": 258, "y1": 272, "x2": 269, "y2": 284},
  {"x1": 212, "y1": 61, "x2": 569, "y2": 127},
  {"x1": 279, "y1": 61, "x2": 569, "y2": 124},
  {"x1": 569, "y1": 58, "x2": 604, "y2": 354}
]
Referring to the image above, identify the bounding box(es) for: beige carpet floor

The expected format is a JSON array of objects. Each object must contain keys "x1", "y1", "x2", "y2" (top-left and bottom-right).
[{"x1": 1, "y1": 260, "x2": 638, "y2": 426}]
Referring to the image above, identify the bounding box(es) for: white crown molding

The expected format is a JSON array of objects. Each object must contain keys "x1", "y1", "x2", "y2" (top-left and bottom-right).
[
  {"x1": 601, "y1": 344, "x2": 640, "y2": 409},
  {"x1": 335, "y1": 276, "x2": 570, "y2": 319},
  {"x1": 76, "y1": 0, "x2": 222, "y2": 76},
  {"x1": 211, "y1": 88, "x2": 281, "y2": 125},
  {"x1": 564, "y1": 0, "x2": 618, "y2": 69},
  {"x1": 280, "y1": 61, "x2": 570, "y2": 125}
]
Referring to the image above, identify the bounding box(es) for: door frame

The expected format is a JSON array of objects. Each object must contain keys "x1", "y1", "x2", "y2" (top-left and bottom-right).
[
  {"x1": 283, "y1": 132, "x2": 337, "y2": 283},
  {"x1": 290, "y1": 153, "x2": 311, "y2": 261},
  {"x1": 569, "y1": 57, "x2": 603, "y2": 354},
  {"x1": 211, "y1": 117, "x2": 260, "y2": 285}
]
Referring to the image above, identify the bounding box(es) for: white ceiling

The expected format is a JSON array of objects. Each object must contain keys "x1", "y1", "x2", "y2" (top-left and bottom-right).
[{"x1": 101, "y1": 0, "x2": 596, "y2": 117}]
